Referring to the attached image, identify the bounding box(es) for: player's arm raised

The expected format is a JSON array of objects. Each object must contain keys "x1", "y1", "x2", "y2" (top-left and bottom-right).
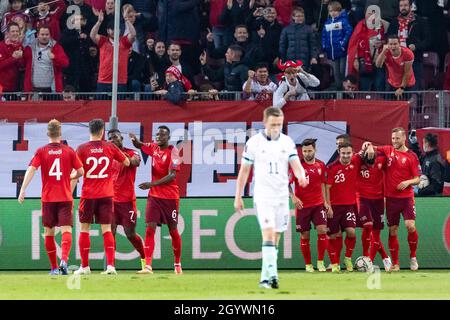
[
  {"x1": 139, "y1": 169, "x2": 177, "y2": 190},
  {"x1": 18, "y1": 166, "x2": 37, "y2": 203},
  {"x1": 234, "y1": 163, "x2": 252, "y2": 214},
  {"x1": 129, "y1": 133, "x2": 144, "y2": 149}
]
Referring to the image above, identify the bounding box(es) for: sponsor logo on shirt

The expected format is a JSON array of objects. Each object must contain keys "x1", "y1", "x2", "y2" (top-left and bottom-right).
[{"x1": 48, "y1": 149, "x2": 62, "y2": 155}]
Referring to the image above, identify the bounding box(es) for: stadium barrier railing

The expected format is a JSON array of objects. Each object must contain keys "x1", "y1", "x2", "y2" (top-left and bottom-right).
[{"x1": 1, "y1": 90, "x2": 449, "y2": 129}]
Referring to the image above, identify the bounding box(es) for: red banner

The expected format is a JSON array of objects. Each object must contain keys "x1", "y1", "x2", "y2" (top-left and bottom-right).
[
  {"x1": 0, "y1": 100, "x2": 409, "y2": 197},
  {"x1": 0, "y1": 99, "x2": 408, "y2": 144}
]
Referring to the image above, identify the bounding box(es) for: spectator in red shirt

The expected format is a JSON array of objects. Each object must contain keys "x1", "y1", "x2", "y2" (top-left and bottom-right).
[
  {"x1": 0, "y1": 22, "x2": 24, "y2": 94},
  {"x1": 90, "y1": 8, "x2": 136, "y2": 95},
  {"x1": 376, "y1": 34, "x2": 415, "y2": 99}
]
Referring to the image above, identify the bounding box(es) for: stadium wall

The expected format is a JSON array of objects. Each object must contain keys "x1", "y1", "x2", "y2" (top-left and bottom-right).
[{"x1": 0, "y1": 198, "x2": 449, "y2": 270}]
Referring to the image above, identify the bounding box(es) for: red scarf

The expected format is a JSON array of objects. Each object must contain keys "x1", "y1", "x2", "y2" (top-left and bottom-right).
[{"x1": 398, "y1": 12, "x2": 414, "y2": 47}]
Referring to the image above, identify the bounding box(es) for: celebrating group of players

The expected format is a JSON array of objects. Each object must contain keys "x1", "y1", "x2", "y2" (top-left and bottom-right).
[
  {"x1": 18, "y1": 110, "x2": 421, "y2": 286},
  {"x1": 289, "y1": 130, "x2": 420, "y2": 275},
  {"x1": 234, "y1": 107, "x2": 421, "y2": 289},
  {"x1": 19, "y1": 119, "x2": 182, "y2": 275}
]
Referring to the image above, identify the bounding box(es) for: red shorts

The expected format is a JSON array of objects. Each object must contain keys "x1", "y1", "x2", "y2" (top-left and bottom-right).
[
  {"x1": 295, "y1": 205, "x2": 327, "y2": 233},
  {"x1": 386, "y1": 197, "x2": 416, "y2": 227},
  {"x1": 145, "y1": 196, "x2": 179, "y2": 225},
  {"x1": 358, "y1": 198, "x2": 385, "y2": 230},
  {"x1": 42, "y1": 201, "x2": 73, "y2": 228},
  {"x1": 79, "y1": 197, "x2": 113, "y2": 225},
  {"x1": 113, "y1": 201, "x2": 137, "y2": 229},
  {"x1": 327, "y1": 204, "x2": 357, "y2": 235}
]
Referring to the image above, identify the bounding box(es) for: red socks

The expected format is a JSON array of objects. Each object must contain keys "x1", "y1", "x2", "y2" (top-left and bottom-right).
[
  {"x1": 78, "y1": 232, "x2": 90, "y2": 267},
  {"x1": 129, "y1": 234, "x2": 145, "y2": 259},
  {"x1": 408, "y1": 230, "x2": 419, "y2": 258},
  {"x1": 300, "y1": 238, "x2": 311, "y2": 264},
  {"x1": 45, "y1": 236, "x2": 58, "y2": 269},
  {"x1": 317, "y1": 234, "x2": 328, "y2": 261},
  {"x1": 103, "y1": 231, "x2": 115, "y2": 267},
  {"x1": 344, "y1": 236, "x2": 356, "y2": 258},
  {"x1": 61, "y1": 232, "x2": 72, "y2": 263},
  {"x1": 388, "y1": 235, "x2": 400, "y2": 265},
  {"x1": 144, "y1": 227, "x2": 156, "y2": 266},
  {"x1": 169, "y1": 229, "x2": 182, "y2": 265},
  {"x1": 335, "y1": 235, "x2": 343, "y2": 264},
  {"x1": 328, "y1": 238, "x2": 337, "y2": 264},
  {"x1": 361, "y1": 225, "x2": 373, "y2": 257}
]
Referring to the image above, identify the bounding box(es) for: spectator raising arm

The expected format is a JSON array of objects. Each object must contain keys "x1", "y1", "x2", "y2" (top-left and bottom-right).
[
  {"x1": 375, "y1": 44, "x2": 388, "y2": 68},
  {"x1": 90, "y1": 10, "x2": 104, "y2": 44},
  {"x1": 123, "y1": 6, "x2": 136, "y2": 44}
]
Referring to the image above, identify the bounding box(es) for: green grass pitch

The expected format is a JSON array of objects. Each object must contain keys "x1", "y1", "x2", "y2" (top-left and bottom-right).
[{"x1": 1, "y1": 270, "x2": 449, "y2": 300}]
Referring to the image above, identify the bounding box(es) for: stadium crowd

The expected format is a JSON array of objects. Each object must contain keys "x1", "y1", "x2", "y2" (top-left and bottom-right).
[{"x1": 0, "y1": 0, "x2": 449, "y2": 103}]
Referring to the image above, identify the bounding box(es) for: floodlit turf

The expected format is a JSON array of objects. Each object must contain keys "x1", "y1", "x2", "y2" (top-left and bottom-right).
[{"x1": 1, "y1": 270, "x2": 449, "y2": 300}]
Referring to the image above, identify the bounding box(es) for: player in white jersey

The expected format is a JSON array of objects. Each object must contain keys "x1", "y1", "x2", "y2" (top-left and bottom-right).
[{"x1": 234, "y1": 107, "x2": 308, "y2": 289}]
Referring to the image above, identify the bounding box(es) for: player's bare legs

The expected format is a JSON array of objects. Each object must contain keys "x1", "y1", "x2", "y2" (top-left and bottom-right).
[
  {"x1": 139, "y1": 222, "x2": 157, "y2": 274},
  {"x1": 300, "y1": 231, "x2": 314, "y2": 272},
  {"x1": 260, "y1": 228, "x2": 279, "y2": 288},
  {"x1": 405, "y1": 219, "x2": 419, "y2": 270},
  {"x1": 370, "y1": 227, "x2": 391, "y2": 271},
  {"x1": 316, "y1": 225, "x2": 328, "y2": 272},
  {"x1": 75, "y1": 223, "x2": 92, "y2": 275},
  {"x1": 361, "y1": 222, "x2": 373, "y2": 258},
  {"x1": 44, "y1": 227, "x2": 59, "y2": 274},
  {"x1": 112, "y1": 223, "x2": 146, "y2": 270},
  {"x1": 343, "y1": 227, "x2": 356, "y2": 272},
  {"x1": 100, "y1": 224, "x2": 117, "y2": 274},
  {"x1": 59, "y1": 225, "x2": 72, "y2": 275},
  {"x1": 328, "y1": 233, "x2": 339, "y2": 272},
  {"x1": 388, "y1": 225, "x2": 400, "y2": 271},
  {"x1": 168, "y1": 222, "x2": 183, "y2": 274}
]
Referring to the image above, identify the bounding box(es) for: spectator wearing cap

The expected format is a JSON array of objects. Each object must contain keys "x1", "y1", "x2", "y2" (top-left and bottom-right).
[
  {"x1": 153, "y1": 66, "x2": 189, "y2": 105},
  {"x1": 23, "y1": 25, "x2": 69, "y2": 93},
  {"x1": 1, "y1": 0, "x2": 31, "y2": 35},
  {"x1": 200, "y1": 44, "x2": 249, "y2": 92},
  {"x1": 0, "y1": 22, "x2": 24, "y2": 93},
  {"x1": 279, "y1": 7, "x2": 318, "y2": 71},
  {"x1": 33, "y1": 0, "x2": 66, "y2": 41},
  {"x1": 272, "y1": 60, "x2": 320, "y2": 107},
  {"x1": 90, "y1": 7, "x2": 135, "y2": 94}
]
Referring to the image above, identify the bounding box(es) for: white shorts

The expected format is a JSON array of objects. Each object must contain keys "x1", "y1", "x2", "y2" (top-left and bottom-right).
[{"x1": 254, "y1": 199, "x2": 290, "y2": 233}]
